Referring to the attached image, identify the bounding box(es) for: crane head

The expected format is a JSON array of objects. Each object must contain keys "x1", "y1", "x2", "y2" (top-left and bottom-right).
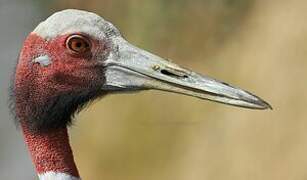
[{"x1": 12, "y1": 9, "x2": 271, "y2": 131}]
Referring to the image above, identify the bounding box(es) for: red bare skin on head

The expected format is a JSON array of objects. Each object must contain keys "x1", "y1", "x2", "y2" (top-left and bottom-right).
[
  {"x1": 15, "y1": 33, "x2": 107, "y2": 129},
  {"x1": 14, "y1": 33, "x2": 107, "y2": 177},
  {"x1": 16, "y1": 33, "x2": 105, "y2": 101}
]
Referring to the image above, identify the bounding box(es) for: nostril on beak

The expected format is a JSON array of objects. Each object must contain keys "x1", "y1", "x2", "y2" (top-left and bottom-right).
[{"x1": 160, "y1": 69, "x2": 189, "y2": 79}]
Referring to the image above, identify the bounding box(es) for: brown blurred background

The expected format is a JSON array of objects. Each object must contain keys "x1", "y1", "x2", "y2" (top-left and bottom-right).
[{"x1": 0, "y1": 0, "x2": 307, "y2": 179}]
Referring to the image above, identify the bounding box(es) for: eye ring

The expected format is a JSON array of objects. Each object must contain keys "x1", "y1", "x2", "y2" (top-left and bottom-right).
[{"x1": 66, "y1": 34, "x2": 91, "y2": 54}]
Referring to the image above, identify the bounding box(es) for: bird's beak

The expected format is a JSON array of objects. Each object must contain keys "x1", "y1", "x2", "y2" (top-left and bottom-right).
[{"x1": 102, "y1": 38, "x2": 271, "y2": 110}]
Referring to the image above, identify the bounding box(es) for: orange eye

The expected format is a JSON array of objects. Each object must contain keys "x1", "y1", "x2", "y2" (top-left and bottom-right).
[{"x1": 66, "y1": 35, "x2": 91, "y2": 54}]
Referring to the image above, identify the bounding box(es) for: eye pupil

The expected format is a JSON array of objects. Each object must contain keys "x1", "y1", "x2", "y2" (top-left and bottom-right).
[
  {"x1": 66, "y1": 35, "x2": 91, "y2": 54},
  {"x1": 75, "y1": 42, "x2": 82, "y2": 48}
]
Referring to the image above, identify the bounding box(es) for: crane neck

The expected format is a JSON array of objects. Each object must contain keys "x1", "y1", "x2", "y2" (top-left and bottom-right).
[{"x1": 21, "y1": 121, "x2": 80, "y2": 180}]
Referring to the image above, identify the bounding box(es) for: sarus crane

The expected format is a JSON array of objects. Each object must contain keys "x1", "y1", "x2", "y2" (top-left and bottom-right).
[{"x1": 10, "y1": 9, "x2": 271, "y2": 180}]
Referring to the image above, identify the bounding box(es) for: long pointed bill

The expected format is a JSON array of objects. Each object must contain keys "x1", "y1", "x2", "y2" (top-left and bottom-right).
[{"x1": 102, "y1": 38, "x2": 271, "y2": 110}]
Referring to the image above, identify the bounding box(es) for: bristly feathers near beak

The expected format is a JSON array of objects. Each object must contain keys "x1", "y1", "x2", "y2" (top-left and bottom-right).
[{"x1": 102, "y1": 37, "x2": 272, "y2": 110}]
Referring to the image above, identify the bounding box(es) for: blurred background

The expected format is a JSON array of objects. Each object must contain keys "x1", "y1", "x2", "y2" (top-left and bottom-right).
[{"x1": 0, "y1": 0, "x2": 307, "y2": 179}]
